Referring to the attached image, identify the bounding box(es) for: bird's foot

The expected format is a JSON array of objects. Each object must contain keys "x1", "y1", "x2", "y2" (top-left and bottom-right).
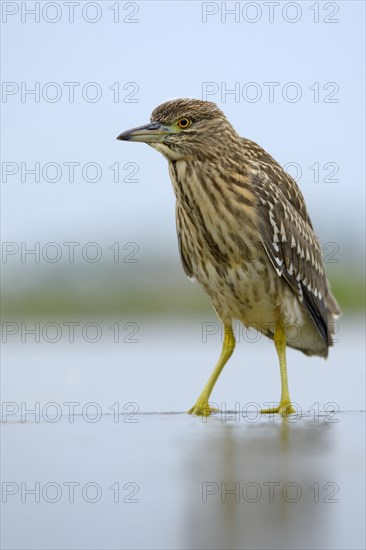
[
  {"x1": 187, "y1": 400, "x2": 219, "y2": 416},
  {"x1": 261, "y1": 401, "x2": 296, "y2": 416}
]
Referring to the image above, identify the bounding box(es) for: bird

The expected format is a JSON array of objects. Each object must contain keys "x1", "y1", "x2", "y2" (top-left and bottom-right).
[{"x1": 117, "y1": 98, "x2": 341, "y2": 416}]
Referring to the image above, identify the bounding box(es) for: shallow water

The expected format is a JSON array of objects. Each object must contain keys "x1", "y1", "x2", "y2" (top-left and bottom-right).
[
  {"x1": 1, "y1": 412, "x2": 365, "y2": 549},
  {"x1": 1, "y1": 317, "x2": 365, "y2": 549}
]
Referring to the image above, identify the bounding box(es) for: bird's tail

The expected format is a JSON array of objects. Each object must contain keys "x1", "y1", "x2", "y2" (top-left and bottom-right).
[
  {"x1": 326, "y1": 281, "x2": 341, "y2": 319},
  {"x1": 325, "y1": 279, "x2": 341, "y2": 348}
]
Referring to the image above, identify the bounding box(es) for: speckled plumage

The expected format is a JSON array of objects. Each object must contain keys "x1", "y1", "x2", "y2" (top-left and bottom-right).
[
  {"x1": 117, "y1": 98, "x2": 341, "y2": 415},
  {"x1": 149, "y1": 99, "x2": 340, "y2": 357}
]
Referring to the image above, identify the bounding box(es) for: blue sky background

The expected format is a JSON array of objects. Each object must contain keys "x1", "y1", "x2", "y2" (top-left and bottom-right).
[{"x1": 1, "y1": 0, "x2": 365, "y2": 273}]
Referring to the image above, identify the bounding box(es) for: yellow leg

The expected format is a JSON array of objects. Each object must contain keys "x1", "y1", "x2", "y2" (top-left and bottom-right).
[
  {"x1": 188, "y1": 324, "x2": 235, "y2": 416},
  {"x1": 261, "y1": 324, "x2": 295, "y2": 416}
]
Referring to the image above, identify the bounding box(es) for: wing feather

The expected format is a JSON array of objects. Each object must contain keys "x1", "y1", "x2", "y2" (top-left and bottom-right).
[
  {"x1": 241, "y1": 138, "x2": 313, "y2": 226},
  {"x1": 252, "y1": 167, "x2": 330, "y2": 345}
]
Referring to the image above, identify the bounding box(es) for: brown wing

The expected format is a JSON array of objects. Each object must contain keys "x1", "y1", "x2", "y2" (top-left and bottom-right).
[
  {"x1": 241, "y1": 138, "x2": 313, "y2": 227},
  {"x1": 251, "y1": 166, "x2": 330, "y2": 346}
]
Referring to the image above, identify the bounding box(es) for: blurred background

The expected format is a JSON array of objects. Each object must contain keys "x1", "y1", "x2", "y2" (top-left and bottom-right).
[
  {"x1": 1, "y1": 0, "x2": 365, "y2": 321},
  {"x1": 1, "y1": 1, "x2": 365, "y2": 549},
  {"x1": 1, "y1": 0, "x2": 365, "y2": 408}
]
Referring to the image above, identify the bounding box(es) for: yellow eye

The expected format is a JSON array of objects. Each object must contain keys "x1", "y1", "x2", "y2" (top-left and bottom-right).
[{"x1": 177, "y1": 117, "x2": 191, "y2": 129}]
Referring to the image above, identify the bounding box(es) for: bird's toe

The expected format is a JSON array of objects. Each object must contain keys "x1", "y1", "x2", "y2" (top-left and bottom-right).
[
  {"x1": 187, "y1": 401, "x2": 219, "y2": 416},
  {"x1": 261, "y1": 402, "x2": 296, "y2": 416}
]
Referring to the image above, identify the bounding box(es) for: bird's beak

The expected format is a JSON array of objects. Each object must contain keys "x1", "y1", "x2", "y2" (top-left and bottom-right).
[{"x1": 116, "y1": 122, "x2": 174, "y2": 143}]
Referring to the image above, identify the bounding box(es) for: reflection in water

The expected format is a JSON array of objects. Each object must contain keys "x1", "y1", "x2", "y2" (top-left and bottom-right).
[{"x1": 184, "y1": 415, "x2": 336, "y2": 550}]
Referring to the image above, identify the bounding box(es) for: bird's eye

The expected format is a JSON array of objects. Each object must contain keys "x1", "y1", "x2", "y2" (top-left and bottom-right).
[{"x1": 177, "y1": 117, "x2": 191, "y2": 129}]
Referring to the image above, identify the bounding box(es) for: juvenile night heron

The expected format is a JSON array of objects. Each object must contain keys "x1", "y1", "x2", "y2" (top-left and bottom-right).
[{"x1": 117, "y1": 98, "x2": 341, "y2": 416}]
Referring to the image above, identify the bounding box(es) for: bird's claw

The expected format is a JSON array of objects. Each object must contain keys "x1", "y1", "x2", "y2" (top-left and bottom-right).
[
  {"x1": 261, "y1": 402, "x2": 296, "y2": 416},
  {"x1": 187, "y1": 401, "x2": 219, "y2": 416}
]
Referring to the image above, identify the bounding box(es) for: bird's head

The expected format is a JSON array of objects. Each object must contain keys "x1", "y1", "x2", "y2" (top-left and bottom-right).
[{"x1": 117, "y1": 98, "x2": 238, "y2": 161}]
